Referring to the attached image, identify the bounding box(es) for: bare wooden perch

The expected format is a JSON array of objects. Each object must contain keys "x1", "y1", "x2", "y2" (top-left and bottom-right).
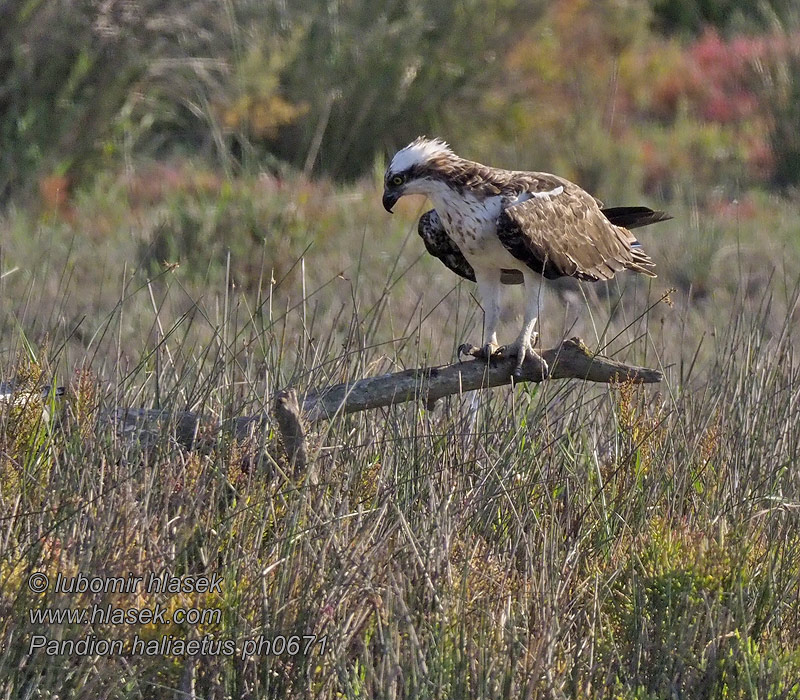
[
  {"x1": 273, "y1": 389, "x2": 309, "y2": 470},
  {"x1": 14, "y1": 338, "x2": 658, "y2": 460},
  {"x1": 300, "y1": 337, "x2": 661, "y2": 422}
]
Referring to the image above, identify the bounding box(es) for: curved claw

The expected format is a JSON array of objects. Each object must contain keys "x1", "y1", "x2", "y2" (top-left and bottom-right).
[
  {"x1": 512, "y1": 350, "x2": 549, "y2": 378},
  {"x1": 513, "y1": 345, "x2": 529, "y2": 376},
  {"x1": 457, "y1": 342, "x2": 503, "y2": 362},
  {"x1": 457, "y1": 343, "x2": 479, "y2": 361},
  {"x1": 481, "y1": 342, "x2": 501, "y2": 360},
  {"x1": 506, "y1": 335, "x2": 547, "y2": 378}
]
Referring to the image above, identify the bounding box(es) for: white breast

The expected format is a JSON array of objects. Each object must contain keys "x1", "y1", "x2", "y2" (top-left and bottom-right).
[
  {"x1": 429, "y1": 187, "x2": 498, "y2": 246},
  {"x1": 427, "y1": 185, "x2": 523, "y2": 270}
]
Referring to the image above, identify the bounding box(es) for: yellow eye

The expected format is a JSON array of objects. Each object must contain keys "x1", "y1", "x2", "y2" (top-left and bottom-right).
[{"x1": 391, "y1": 175, "x2": 404, "y2": 186}]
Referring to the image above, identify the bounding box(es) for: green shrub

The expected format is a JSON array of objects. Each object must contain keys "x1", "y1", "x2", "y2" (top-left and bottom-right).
[{"x1": 0, "y1": 0, "x2": 239, "y2": 200}]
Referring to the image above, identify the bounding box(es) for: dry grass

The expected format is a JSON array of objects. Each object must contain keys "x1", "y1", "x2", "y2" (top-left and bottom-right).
[{"x1": 1, "y1": 169, "x2": 800, "y2": 698}]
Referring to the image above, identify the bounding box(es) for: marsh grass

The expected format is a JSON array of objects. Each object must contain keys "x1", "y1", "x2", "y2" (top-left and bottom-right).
[{"x1": 1, "y1": 173, "x2": 800, "y2": 698}]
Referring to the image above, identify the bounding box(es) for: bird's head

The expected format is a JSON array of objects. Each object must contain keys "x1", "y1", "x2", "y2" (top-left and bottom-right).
[{"x1": 383, "y1": 137, "x2": 454, "y2": 213}]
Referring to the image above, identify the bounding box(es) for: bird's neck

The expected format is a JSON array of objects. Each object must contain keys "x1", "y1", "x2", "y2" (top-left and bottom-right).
[
  {"x1": 425, "y1": 180, "x2": 465, "y2": 215},
  {"x1": 424, "y1": 179, "x2": 500, "y2": 231}
]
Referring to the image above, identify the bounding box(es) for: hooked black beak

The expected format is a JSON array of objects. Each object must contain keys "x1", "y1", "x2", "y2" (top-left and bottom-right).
[{"x1": 382, "y1": 189, "x2": 400, "y2": 213}]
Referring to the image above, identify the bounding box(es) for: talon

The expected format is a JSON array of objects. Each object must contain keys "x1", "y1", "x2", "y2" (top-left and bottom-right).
[
  {"x1": 513, "y1": 346, "x2": 528, "y2": 376},
  {"x1": 515, "y1": 348, "x2": 549, "y2": 378},
  {"x1": 459, "y1": 342, "x2": 503, "y2": 361},
  {"x1": 532, "y1": 355, "x2": 549, "y2": 379},
  {"x1": 480, "y1": 342, "x2": 501, "y2": 360},
  {"x1": 457, "y1": 343, "x2": 475, "y2": 361},
  {"x1": 505, "y1": 341, "x2": 548, "y2": 378}
]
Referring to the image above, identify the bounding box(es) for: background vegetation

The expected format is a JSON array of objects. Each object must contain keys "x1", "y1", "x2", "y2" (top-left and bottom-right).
[{"x1": 2, "y1": 0, "x2": 800, "y2": 697}]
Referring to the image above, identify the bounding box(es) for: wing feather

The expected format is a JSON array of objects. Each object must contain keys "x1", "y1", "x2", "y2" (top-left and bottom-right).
[
  {"x1": 418, "y1": 210, "x2": 523, "y2": 285},
  {"x1": 496, "y1": 185, "x2": 656, "y2": 282}
]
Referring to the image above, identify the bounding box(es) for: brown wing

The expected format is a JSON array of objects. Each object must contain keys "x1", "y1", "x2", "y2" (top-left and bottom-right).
[
  {"x1": 496, "y1": 186, "x2": 656, "y2": 282},
  {"x1": 418, "y1": 210, "x2": 523, "y2": 285}
]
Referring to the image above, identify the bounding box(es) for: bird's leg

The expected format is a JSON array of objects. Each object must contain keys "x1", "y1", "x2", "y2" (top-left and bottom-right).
[
  {"x1": 458, "y1": 269, "x2": 502, "y2": 361},
  {"x1": 479, "y1": 269, "x2": 502, "y2": 358},
  {"x1": 504, "y1": 270, "x2": 548, "y2": 375}
]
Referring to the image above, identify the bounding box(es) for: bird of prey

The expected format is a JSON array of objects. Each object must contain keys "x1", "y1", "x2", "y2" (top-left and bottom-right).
[{"x1": 383, "y1": 137, "x2": 670, "y2": 373}]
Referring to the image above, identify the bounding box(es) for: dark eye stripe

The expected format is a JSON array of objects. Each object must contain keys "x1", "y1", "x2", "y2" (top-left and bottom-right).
[{"x1": 388, "y1": 165, "x2": 423, "y2": 185}]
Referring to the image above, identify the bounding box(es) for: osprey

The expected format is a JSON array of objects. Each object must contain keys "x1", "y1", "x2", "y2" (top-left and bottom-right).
[{"x1": 383, "y1": 137, "x2": 669, "y2": 373}]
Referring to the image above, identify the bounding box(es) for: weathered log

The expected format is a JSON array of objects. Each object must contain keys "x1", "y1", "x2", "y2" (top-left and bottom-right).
[
  {"x1": 7, "y1": 338, "x2": 660, "y2": 460},
  {"x1": 300, "y1": 337, "x2": 661, "y2": 422},
  {"x1": 273, "y1": 389, "x2": 308, "y2": 471}
]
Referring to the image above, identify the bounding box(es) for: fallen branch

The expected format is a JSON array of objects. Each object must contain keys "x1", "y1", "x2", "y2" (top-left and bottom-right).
[
  {"x1": 273, "y1": 389, "x2": 309, "y2": 471},
  {"x1": 300, "y1": 337, "x2": 661, "y2": 422},
  {"x1": 11, "y1": 338, "x2": 660, "y2": 459}
]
